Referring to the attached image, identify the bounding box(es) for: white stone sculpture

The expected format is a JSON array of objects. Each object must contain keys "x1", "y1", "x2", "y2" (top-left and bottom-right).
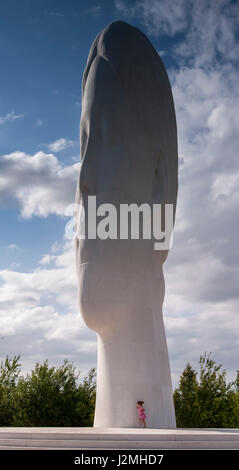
[{"x1": 75, "y1": 21, "x2": 178, "y2": 428}]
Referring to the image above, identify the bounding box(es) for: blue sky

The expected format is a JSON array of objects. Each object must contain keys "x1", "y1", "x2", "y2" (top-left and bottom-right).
[{"x1": 0, "y1": 0, "x2": 239, "y2": 386}]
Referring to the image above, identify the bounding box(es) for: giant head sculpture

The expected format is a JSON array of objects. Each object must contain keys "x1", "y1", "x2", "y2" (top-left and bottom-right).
[{"x1": 75, "y1": 21, "x2": 178, "y2": 428}]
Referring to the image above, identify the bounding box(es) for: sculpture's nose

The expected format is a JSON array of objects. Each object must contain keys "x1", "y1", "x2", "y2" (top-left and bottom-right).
[{"x1": 79, "y1": 157, "x2": 96, "y2": 195}]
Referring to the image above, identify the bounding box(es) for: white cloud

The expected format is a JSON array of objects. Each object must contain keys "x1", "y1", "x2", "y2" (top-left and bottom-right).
[
  {"x1": 9, "y1": 262, "x2": 21, "y2": 270},
  {"x1": 173, "y1": 0, "x2": 239, "y2": 66},
  {"x1": 0, "y1": 111, "x2": 24, "y2": 124},
  {"x1": 39, "y1": 254, "x2": 57, "y2": 265},
  {"x1": 115, "y1": 0, "x2": 239, "y2": 68},
  {"x1": 85, "y1": 5, "x2": 102, "y2": 17},
  {"x1": 7, "y1": 244, "x2": 18, "y2": 250},
  {"x1": 48, "y1": 138, "x2": 74, "y2": 152},
  {"x1": 207, "y1": 100, "x2": 239, "y2": 140},
  {"x1": 0, "y1": 151, "x2": 81, "y2": 218},
  {"x1": 0, "y1": 239, "x2": 97, "y2": 377},
  {"x1": 158, "y1": 49, "x2": 166, "y2": 57},
  {"x1": 36, "y1": 119, "x2": 43, "y2": 127},
  {"x1": 115, "y1": 0, "x2": 189, "y2": 36}
]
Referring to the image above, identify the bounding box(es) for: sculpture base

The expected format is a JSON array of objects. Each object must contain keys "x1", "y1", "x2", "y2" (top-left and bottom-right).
[{"x1": 0, "y1": 427, "x2": 238, "y2": 449}]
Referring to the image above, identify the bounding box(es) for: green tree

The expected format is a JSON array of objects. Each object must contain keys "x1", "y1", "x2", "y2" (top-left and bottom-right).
[
  {"x1": 173, "y1": 363, "x2": 199, "y2": 427},
  {"x1": 234, "y1": 371, "x2": 239, "y2": 423},
  {"x1": 0, "y1": 355, "x2": 21, "y2": 425},
  {"x1": 174, "y1": 352, "x2": 239, "y2": 428},
  {"x1": 0, "y1": 355, "x2": 96, "y2": 427},
  {"x1": 235, "y1": 371, "x2": 239, "y2": 392},
  {"x1": 197, "y1": 352, "x2": 237, "y2": 427},
  {"x1": 14, "y1": 359, "x2": 79, "y2": 426},
  {"x1": 76, "y1": 367, "x2": 96, "y2": 426},
  {"x1": 13, "y1": 359, "x2": 96, "y2": 427}
]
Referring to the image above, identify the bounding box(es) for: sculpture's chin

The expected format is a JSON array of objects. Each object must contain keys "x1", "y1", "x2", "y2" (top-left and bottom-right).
[
  {"x1": 77, "y1": 263, "x2": 98, "y2": 332},
  {"x1": 77, "y1": 262, "x2": 120, "y2": 334},
  {"x1": 79, "y1": 299, "x2": 105, "y2": 334},
  {"x1": 77, "y1": 260, "x2": 151, "y2": 335},
  {"x1": 78, "y1": 291, "x2": 120, "y2": 337}
]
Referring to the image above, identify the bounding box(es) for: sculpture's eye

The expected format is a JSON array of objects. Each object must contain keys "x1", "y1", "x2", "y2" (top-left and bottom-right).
[
  {"x1": 154, "y1": 154, "x2": 161, "y2": 177},
  {"x1": 101, "y1": 110, "x2": 119, "y2": 148}
]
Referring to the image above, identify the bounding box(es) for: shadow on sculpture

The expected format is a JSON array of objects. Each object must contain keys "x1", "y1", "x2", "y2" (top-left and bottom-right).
[{"x1": 75, "y1": 21, "x2": 178, "y2": 428}]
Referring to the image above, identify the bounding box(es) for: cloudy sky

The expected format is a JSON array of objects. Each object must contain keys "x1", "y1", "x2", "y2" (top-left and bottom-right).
[{"x1": 0, "y1": 0, "x2": 238, "y2": 387}]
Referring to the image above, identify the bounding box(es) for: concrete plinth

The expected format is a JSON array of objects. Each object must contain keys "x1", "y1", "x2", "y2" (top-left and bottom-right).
[{"x1": 0, "y1": 428, "x2": 238, "y2": 450}]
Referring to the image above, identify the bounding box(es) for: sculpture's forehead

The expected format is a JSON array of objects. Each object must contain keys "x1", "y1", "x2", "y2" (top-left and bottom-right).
[
  {"x1": 83, "y1": 56, "x2": 121, "y2": 104},
  {"x1": 82, "y1": 55, "x2": 124, "y2": 121}
]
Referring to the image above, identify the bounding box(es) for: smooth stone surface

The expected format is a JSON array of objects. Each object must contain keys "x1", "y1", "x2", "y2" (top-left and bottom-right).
[
  {"x1": 75, "y1": 21, "x2": 178, "y2": 428},
  {"x1": 0, "y1": 428, "x2": 238, "y2": 449}
]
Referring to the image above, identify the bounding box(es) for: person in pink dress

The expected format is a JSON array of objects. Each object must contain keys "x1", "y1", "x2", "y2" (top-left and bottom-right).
[{"x1": 136, "y1": 400, "x2": 147, "y2": 427}]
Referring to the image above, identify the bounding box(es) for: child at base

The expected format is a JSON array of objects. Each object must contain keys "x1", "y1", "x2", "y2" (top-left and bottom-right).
[{"x1": 136, "y1": 400, "x2": 147, "y2": 427}]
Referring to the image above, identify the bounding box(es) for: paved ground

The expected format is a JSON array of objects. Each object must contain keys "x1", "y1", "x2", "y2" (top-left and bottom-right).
[{"x1": 0, "y1": 427, "x2": 238, "y2": 449}]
